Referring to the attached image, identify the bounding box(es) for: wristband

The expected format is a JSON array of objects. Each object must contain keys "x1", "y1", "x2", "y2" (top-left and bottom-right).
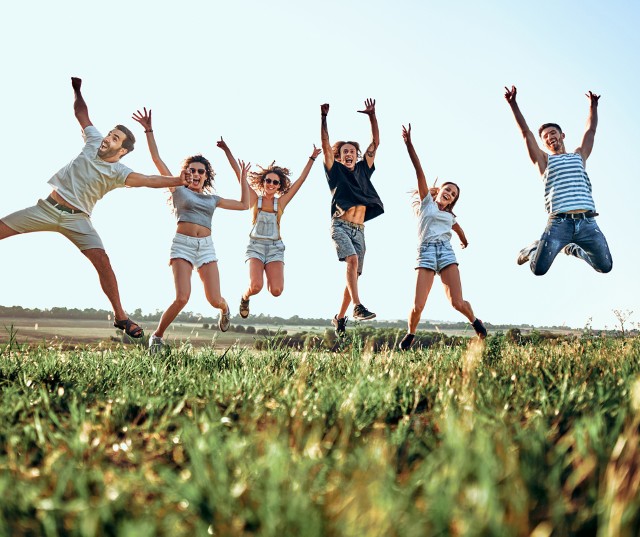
[
  {"x1": 145, "y1": 130, "x2": 153, "y2": 133},
  {"x1": 309, "y1": 156, "x2": 316, "y2": 161}
]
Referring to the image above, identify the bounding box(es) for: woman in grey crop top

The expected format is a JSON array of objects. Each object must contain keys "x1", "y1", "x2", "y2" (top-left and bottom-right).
[
  {"x1": 133, "y1": 109, "x2": 250, "y2": 352},
  {"x1": 217, "y1": 139, "x2": 321, "y2": 319}
]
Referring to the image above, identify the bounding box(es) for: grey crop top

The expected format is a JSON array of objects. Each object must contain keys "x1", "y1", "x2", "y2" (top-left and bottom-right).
[{"x1": 172, "y1": 187, "x2": 221, "y2": 230}]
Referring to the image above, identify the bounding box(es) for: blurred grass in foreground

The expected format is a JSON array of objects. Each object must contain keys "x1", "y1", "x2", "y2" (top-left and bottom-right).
[{"x1": 0, "y1": 333, "x2": 639, "y2": 536}]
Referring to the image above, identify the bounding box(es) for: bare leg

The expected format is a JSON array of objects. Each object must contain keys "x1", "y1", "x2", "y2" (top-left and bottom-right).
[
  {"x1": 82, "y1": 248, "x2": 128, "y2": 321},
  {"x1": 340, "y1": 254, "x2": 361, "y2": 316},
  {"x1": 242, "y1": 258, "x2": 265, "y2": 301},
  {"x1": 265, "y1": 261, "x2": 284, "y2": 297},
  {"x1": 409, "y1": 268, "x2": 436, "y2": 333},
  {"x1": 154, "y1": 259, "x2": 193, "y2": 338},
  {"x1": 338, "y1": 285, "x2": 351, "y2": 319},
  {"x1": 198, "y1": 261, "x2": 227, "y2": 312},
  {"x1": 440, "y1": 264, "x2": 476, "y2": 323},
  {"x1": 0, "y1": 220, "x2": 20, "y2": 240}
]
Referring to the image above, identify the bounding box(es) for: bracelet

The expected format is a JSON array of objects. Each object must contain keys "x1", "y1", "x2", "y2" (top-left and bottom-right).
[
  {"x1": 309, "y1": 156, "x2": 316, "y2": 161},
  {"x1": 145, "y1": 129, "x2": 153, "y2": 133}
]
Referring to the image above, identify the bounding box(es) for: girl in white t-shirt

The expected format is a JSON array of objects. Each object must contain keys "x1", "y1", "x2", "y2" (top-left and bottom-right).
[{"x1": 399, "y1": 124, "x2": 486, "y2": 350}]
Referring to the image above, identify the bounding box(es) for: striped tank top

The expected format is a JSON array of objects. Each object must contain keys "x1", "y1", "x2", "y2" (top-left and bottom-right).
[{"x1": 542, "y1": 153, "x2": 596, "y2": 215}]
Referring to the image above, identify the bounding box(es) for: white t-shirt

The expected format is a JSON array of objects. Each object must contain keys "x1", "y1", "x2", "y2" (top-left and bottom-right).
[
  {"x1": 417, "y1": 193, "x2": 456, "y2": 244},
  {"x1": 47, "y1": 126, "x2": 132, "y2": 215}
]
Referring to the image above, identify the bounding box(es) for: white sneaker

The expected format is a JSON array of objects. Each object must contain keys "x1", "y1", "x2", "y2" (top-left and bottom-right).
[
  {"x1": 517, "y1": 241, "x2": 538, "y2": 266},
  {"x1": 149, "y1": 333, "x2": 165, "y2": 354}
]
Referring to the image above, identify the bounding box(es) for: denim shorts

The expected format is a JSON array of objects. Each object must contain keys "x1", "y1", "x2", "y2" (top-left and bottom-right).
[
  {"x1": 1, "y1": 198, "x2": 104, "y2": 250},
  {"x1": 331, "y1": 219, "x2": 366, "y2": 275},
  {"x1": 170, "y1": 233, "x2": 217, "y2": 268},
  {"x1": 416, "y1": 240, "x2": 458, "y2": 273},
  {"x1": 245, "y1": 239, "x2": 285, "y2": 264}
]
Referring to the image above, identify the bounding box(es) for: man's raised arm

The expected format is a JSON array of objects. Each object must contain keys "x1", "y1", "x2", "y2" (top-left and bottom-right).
[
  {"x1": 504, "y1": 85, "x2": 547, "y2": 174},
  {"x1": 71, "y1": 77, "x2": 92, "y2": 130},
  {"x1": 320, "y1": 103, "x2": 334, "y2": 171},
  {"x1": 577, "y1": 91, "x2": 600, "y2": 162},
  {"x1": 358, "y1": 98, "x2": 379, "y2": 168}
]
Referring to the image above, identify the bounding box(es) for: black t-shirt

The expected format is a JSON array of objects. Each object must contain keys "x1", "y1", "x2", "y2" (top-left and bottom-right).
[{"x1": 324, "y1": 159, "x2": 384, "y2": 222}]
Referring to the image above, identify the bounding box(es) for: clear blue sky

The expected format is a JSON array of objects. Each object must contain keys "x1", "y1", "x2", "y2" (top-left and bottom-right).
[{"x1": 1, "y1": 0, "x2": 638, "y2": 330}]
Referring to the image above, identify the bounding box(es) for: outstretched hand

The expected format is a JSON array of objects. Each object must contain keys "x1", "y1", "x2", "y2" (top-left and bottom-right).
[
  {"x1": 320, "y1": 103, "x2": 330, "y2": 116},
  {"x1": 238, "y1": 159, "x2": 251, "y2": 180},
  {"x1": 357, "y1": 98, "x2": 376, "y2": 116},
  {"x1": 217, "y1": 137, "x2": 230, "y2": 152},
  {"x1": 402, "y1": 123, "x2": 412, "y2": 144},
  {"x1": 179, "y1": 168, "x2": 193, "y2": 186},
  {"x1": 586, "y1": 90, "x2": 601, "y2": 106},
  {"x1": 71, "y1": 77, "x2": 82, "y2": 91},
  {"x1": 132, "y1": 107, "x2": 153, "y2": 131},
  {"x1": 504, "y1": 85, "x2": 517, "y2": 103},
  {"x1": 310, "y1": 144, "x2": 322, "y2": 160}
]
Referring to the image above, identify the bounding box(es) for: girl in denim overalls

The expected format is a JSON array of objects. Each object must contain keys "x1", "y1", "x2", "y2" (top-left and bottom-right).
[
  {"x1": 399, "y1": 124, "x2": 487, "y2": 350},
  {"x1": 217, "y1": 140, "x2": 321, "y2": 318}
]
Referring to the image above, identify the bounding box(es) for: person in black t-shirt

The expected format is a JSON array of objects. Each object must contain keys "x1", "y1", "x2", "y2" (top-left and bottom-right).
[{"x1": 320, "y1": 99, "x2": 383, "y2": 336}]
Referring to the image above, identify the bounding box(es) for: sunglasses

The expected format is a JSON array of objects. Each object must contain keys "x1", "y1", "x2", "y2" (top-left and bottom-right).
[
  {"x1": 189, "y1": 167, "x2": 207, "y2": 175},
  {"x1": 264, "y1": 178, "x2": 280, "y2": 186}
]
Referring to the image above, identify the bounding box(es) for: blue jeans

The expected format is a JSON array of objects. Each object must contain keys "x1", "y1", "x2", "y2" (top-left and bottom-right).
[{"x1": 530, "y1": 215, "x2": 612, "y2": 275}]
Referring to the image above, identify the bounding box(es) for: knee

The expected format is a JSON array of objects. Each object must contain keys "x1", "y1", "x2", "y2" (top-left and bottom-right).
[
  {"x1": 412, "y1": 303, "x2": 425, "y2": 316},
  {"x1": 174, "y1": 294, "x2": 190, "y2": 309},
  {"x1": 249, "y1": 282, "x2": 263, "y2": 295},
  {"x1": 532, "y1": 263, "x2": 549, "y2": 276},
  {"x1": 451, "y1": 298, "x2": 466, "y2": 312},
  {"x1": 270, "y1": 286, "x2": 283, "y2": 297},
  {"x1": 598, "y1": 261, "x2": 613, "y2": 274}
]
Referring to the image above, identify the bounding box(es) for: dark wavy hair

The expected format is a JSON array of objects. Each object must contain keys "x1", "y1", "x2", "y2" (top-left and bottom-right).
[
  {"x1": 181, "y1": 154, "x2": 215, "y2": 192},
  {"x1": 538, "y1": 123, "x2": 562, "y2": 137},
  {"x1": 248, "y1": 162, "x2": 291, "y2": 194},
  {"x1": 332, "y1": 141, "x2": 361, "y2": 161}
]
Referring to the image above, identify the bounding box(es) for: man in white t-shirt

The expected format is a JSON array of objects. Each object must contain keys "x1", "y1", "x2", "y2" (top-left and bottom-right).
[{"x1": 0, "y1": 77, "x2": 192, "y2": 339}]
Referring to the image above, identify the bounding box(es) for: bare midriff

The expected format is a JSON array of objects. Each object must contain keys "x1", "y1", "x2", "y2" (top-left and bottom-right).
[
  {"x1": 177, "y1": 222, "x2": 211, "y2": 237},
  {"x1": 566, "y1": 209, "x2": 587, "y2": 213},
  {"x1": 339, "y1": 205, "x2": 366, "y2": 225},
  {"x1": 50, "y1": 190, "x2": 82, "y2": 211}
]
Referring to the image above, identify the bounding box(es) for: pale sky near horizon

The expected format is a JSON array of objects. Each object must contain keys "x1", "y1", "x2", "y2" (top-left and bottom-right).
[{"x1": 1, "y1": 0, "x2": 638, "y2": 330}]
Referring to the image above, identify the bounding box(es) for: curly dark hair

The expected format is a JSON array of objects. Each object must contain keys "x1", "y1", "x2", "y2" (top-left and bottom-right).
[
  {"x1": 332, "y1": 141, "x2": 361, "y2": 161},
  {"x1": 248, "y1": 162, "x2": 291, "y2": 194},
  {"x1": 180, "y1": 154, "x2": 215, "y2": 192}
]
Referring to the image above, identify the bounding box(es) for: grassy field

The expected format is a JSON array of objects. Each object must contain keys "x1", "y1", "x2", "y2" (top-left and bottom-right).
[{"x1": 1, "y1": 332, "x2": 639, "y2": 536}]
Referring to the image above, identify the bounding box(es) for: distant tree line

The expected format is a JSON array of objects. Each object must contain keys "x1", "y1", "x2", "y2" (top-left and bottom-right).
[{"x1": 0, "y1": 304, "x2": 573, "y2": 331}]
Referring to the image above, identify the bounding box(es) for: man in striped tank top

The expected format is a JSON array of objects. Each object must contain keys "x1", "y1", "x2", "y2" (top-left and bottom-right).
[{"x1": 504, "y1": 85, "x2": 612, "y2": 276}]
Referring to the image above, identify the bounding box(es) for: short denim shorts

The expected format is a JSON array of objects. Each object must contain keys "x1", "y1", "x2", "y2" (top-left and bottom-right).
[
  {"x1": 170, "y1": 233, "x2": 217, "y2": 269},
  {"x1": 1, "y1": 198, "x2": 104, "y2": 250},
  {"x1": 416, "y1": 240, "x2": 458, "y2": 273},
  {"x1": 331, "y1": 219, "x2": 366, "y2": 275},
  {"x1": 245, "y1": 239, "x2": 285, "y2": 264}
]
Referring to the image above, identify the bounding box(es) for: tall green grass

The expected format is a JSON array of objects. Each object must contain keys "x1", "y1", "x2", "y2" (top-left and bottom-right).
[{"x1": 1, "y1": 334, "x2": 639, "y2": 536}]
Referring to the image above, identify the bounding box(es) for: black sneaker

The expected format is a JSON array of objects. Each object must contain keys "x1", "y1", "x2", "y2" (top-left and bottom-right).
[
  {"x1": 239, "y1": 297, "x2": 250, "y2": 319},
  {"x1": 472, "y1": 318, "x2": 487, "y2": 339},
  {"x1": 399, "y1": 333, "x2": 415, "y2": 351},
  {"x1": 353, "y1": 304, "x2": 376, "y2": 321},
  {"x1": 332, "y1": 315, "x2": 347, "y2": 336}
]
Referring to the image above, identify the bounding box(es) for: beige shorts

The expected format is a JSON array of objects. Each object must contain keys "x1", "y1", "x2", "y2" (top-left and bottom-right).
[{"x1": 1, "y1": 198, "x2": 104, "y2": 250}]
